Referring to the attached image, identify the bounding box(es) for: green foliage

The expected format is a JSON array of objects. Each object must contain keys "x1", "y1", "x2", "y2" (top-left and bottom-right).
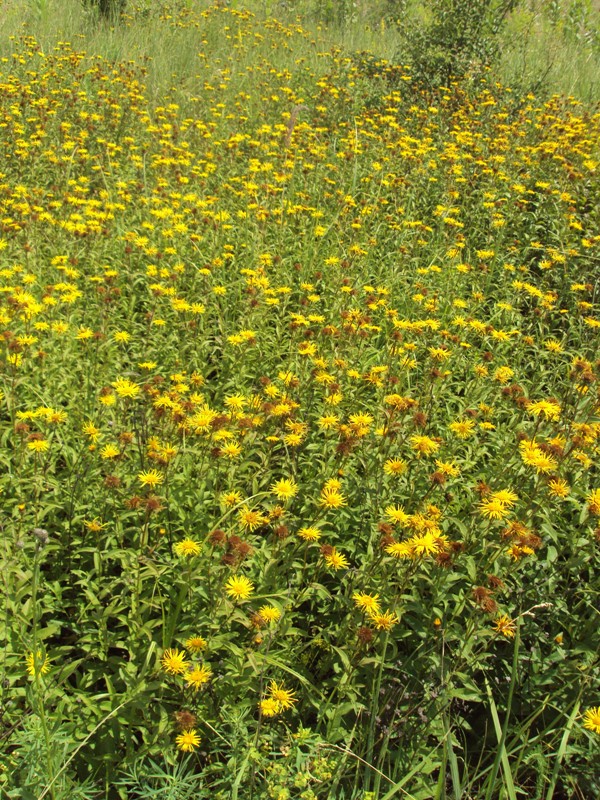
[
  {"x1": 0, "y1": 3, "x2": 599, "y2": 799},
  {"x1": 391, "y1": 0, "x2": 519, "y2": 87},
  {"x1": 85, "y1": 0, "x2": 126, "y2": 21}
]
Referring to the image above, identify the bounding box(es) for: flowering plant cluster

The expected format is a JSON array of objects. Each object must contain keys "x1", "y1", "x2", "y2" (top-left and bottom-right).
[{"x1": 0, "y1": 2, "x2": 598, "y2": 798}]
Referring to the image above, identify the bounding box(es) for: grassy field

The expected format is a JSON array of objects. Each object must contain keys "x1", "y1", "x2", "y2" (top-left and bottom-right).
[{"x1": 0, "y1": 1, "x2": 599, "y2": 798}]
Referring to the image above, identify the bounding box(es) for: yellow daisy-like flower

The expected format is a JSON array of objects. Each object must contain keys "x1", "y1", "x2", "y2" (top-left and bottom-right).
[
  {"x1": 319, "y1": 486, "x2": 347, "y2": 509},
  {"x1": 352, "y1": 592, "x2": 381, "y2": 614},
  {"x1": 268, "y1": 681, "x2": 297, "y2": 710},
  {"x1": 448, "y1": 420, "x2": 476, "y2": 439},
  {"x1": 100, "y1": 444, "x2": 120, "y2": 459},
  {"x1": 528, "y1": 400, "x2": 561, "y2": 421},
  {"x1": 138, "y1": 469, "x2": 164, "y2": 488},
  {"x1": 27, "y1": 439, "x2": 49, "y2": 453},
  {"x1": 478, "y1": 498, "x2": 510, "y2": 520},
  {"x1": 185, "y1": 636, "x2": 207, "y2": 653},
  {"x1": 238, "y1": 507, "x2": 267, "y2": 531},
  {"x1": 26, "y1": 650, "x2": 50, "y2": 677},
  {"x1": 186, "y1": 663, "x2": 212, "y2": 690},
  {"x1": 259, "y1": 698, "x2": 280, "y2": 717},
  {"x1": 175, "y1": 729, "x2": 201, "y2": 752},
  {"x1": 298, "y1": 526, "x2": 321, "y2": 541},
  {"x1": 587, "y1": 489, "x2": 600, "y2": 516},
  {"x1": 409, "y1": 435, "x2": 440, "y2": 456},
  {"x1": 221, "y1": 490, "x2": 244, "y2": 507},
  {"x1": 494, "y1": 615, "x2": 516, "y2": 639},
  {"x1": 409, "y1": 532, "x2": 442, "y2": 556},
  {"x1": 368, "y1": 609, "x2": 399, "y2": 630},
  {"x1": 225, "y1": 575, "x2": 254, "y2": 602},
  {"x1": 493, "y1": 366, "x2": 514, "y2": 384},
  {"x1": 383, "y1": 458, "x2": 407, "y2": 476},
  {"x1": 270, "y1": 478, "x2": 298, "y2": 501},
  {"x1": 385, "y1": 504, "x2": 411, "y2": 526},
  {"x1": 582, "y1": 707, "x2": 600, "y2": 735},
  {"x1": 323, "y1": 547, "x2": 349, "y2": 570},
  {"x1": 220, "y1": 441, "x2": 242, "y2": 459},
  {"x1": 385, "y1": 541, "x2": 414, "y2": 559},
  {"x1": 161, "y1": 648, "x2": 189, "y2": 675},
  {"x1": 173, "y1": 539, "x2": 201, "y2": 558},
  {"x1": 259, "y1": 605, "x2": 281, "y2": 623},
  {"x1": 548, "y1": 478, "x2": 570, "y2": 498},
  {"x1": 112, "y1": 378, "x2": 140, "y2": 399},
  {"x1": 490, "y1": 489, "x2": 518, "y2": 507}
]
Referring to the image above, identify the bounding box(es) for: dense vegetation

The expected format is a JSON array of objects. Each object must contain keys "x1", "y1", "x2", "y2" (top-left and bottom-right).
[{"x1": 0, "y1": 1, "x2": 598, "y2": 798}]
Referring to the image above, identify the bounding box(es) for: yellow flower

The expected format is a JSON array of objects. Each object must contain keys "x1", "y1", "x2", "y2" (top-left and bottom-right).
[
  {"x1": 220, "y1": 441, "x2": 242, "y2": 459},
  {"x1": 449, "y1": 420, "x2": 476, "y2": 439},
  {"x1": 587, "y1": 489, "x2": 600, "y2": 515},
  {"x1": 238, "y1": 507, "x2": 267, "y2": 531},
  {"x1": 548, "y1": 478, "x2": 570, "y2": 498},
  {"x1": 257, "y1": 601, "x2": 281, "y2": 622},
  {"x1": 323, "y1": 547, "x2": 349, "y2": 570},
  {"x1": 138, "y1": 469, "x2": 164, "y2": 488},
  {"x1": 186, "y1": 664, "x2": 212, "y2": 690},
  {"x1": 519, "y1": 441, "x2": 558, "y2": 474},
  {"x1": 318, "y1": 414, "x2": 339, "y2": 430},
  {"x1": 185, "y1": 636, "x2": 207, "y2": 653},
  {"x1": 270, "y1": 478, "x2": 298, "y2": 501},
  {"x1": 368, "y1": 609, "x2": 399, "y2": 630},
  {"x1": 175, "y1": 729, "x2": 201, "y2": 752},
  {"x1": 493, "y1": 366, "x2": 514, "y2": 384},
  {"x1": 490, "y1": 489, "x2": 518, "y2": 507},
  {"x1": 100, "y1": 444, "x2": 120, "y2": 459},
  {"x1": 268, "y1": 681, "x2": 296, "y2": 710},
  {"x1": 259, "y1": 698, "x2": 280, "y2": 717},
  {"x1": 409, "y1": 435, "x2": 440, "y2": 456},
  {"x1": 435, "y1": 460, "x2": 460, "y2": 477},
  {"x1": 27, "y1": 439, "x2": 49, "y2": 453},
  {"x1": 385, "y1": 541, "x2": 414, "y2": 559},
  {"x1": 82, "y1": 421, "x2": 101, "y2": 441},
  {"x1": 478, "y1": 498, "x2": 510, "y2": 520},
  {"x1": 319, "y1": 486, "x2": 346, "y2": 509},
  {"x1": 383, "y1": 458, "x2": 407, "y2": 476},
  {"x1": 582, "y1": 707, "x2": 600, "y2": 735},
  {"x1": 112, "y1": 378, "x2": 140, "y2": 399},
  {"x1": 528, "y1": 400, "x2": 561, "y2": 421},
  {"x1": 221, "y1": 490, "x2": 244, "y2": 507},
  {"x1": 225, "y1": 575, "x2": 254, "y2": 601},
  {"x1": 409, "y1": 532, "x2": 442, "y2": 556},
  {"x1": 494, "y1": 615, "x2": 516, "y2": 639},
  {"x1": 352, "y1": 592, "x2": 381, "y2": 614},
  {"x1": 26, "y1": 650, "x2": 50, "y2": 677},
  {"x1": 385, "y1": 504, "x2": 411, "y2": 526},
  {"x1": 298, "y1": 526, "x2": 321, "y2": 541},
  {"x1": 161, "y1": 648, "x2": 188, "y2": 675},
  {"x1": 173, "y1": 539, "x2": 201, "y2": 558}
]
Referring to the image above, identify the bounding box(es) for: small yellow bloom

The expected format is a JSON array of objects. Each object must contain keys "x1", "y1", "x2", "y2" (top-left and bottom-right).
[
  {"x1": 186, "y1": 664, "x2": 212, "y2": 690},
  {"x1": 161, "y1": 648, "x2": 188, "y2": 675},
  {"x1": 352, "y1": 592, "x2": 381, "y2": 614},
  {"x1": 26, "y1": 650, "x2": 50, "y2": 677},
  {"x1": 175, "y1": 729, "x2": 201, "y2": 752},
  {"x1": 138, "y1": 469, "x2": 164, "y2": 488},
  {"x1": 173, "y1": 539, "x2": 201, "y2": 558},
  {"x1": 270, "y1": 478, "x2": 298, "y2": 501},
  {"x1": 494, "y1": 615, "x2": 516, "y2": 639},
  {"x1": 185, "y1": 636, "x2": 207, "y2": 653},
  {"x1": 225, "y1": 575, "x2": 254, "y2": 601},
  {"x1": 582, "y1": 707, "x2": 600, "y2": 735}
]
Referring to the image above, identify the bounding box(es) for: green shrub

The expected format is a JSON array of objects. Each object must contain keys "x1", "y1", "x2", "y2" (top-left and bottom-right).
[{"x1": 392, "y1": 0, "x2": 519, "y2": 87}]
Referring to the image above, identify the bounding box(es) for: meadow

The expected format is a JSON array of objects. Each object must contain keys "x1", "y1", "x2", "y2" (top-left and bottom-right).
[{"x1": 0, "y1": 1, "x2": 599, "y2": 798}]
